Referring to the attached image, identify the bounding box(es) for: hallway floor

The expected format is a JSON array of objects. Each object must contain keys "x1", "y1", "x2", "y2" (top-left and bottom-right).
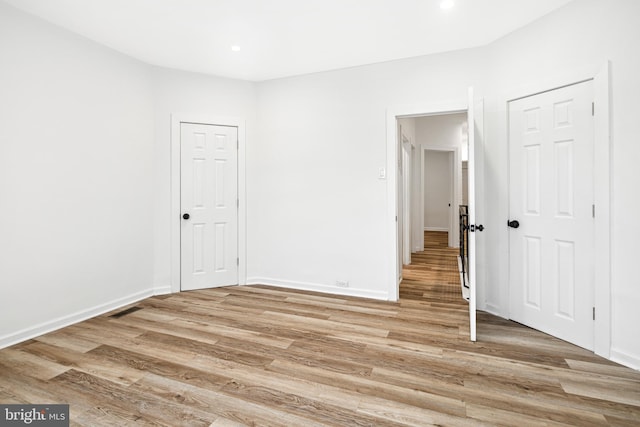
[{"x1": 401, "y1": 231, "x2": 461, "y2": 303}]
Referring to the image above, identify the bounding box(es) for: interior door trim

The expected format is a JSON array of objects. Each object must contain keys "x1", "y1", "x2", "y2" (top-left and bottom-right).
[{"x1": 385, "y1": 100, "x2": 468, "y2": 302}]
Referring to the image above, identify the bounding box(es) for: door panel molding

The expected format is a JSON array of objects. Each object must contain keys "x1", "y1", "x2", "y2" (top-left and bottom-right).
[
  {"x1": 509, "y1": 80, "x2": 595, "y2": 350},
  {"x1": 180, "y1": 123, "x2": 238, "y2": 290},
  {"x1": 170, "y1": 114, "x2": 247, "y2": 293}
]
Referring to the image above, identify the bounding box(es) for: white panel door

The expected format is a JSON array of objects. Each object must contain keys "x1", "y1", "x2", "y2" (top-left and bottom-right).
[
  {"x1": 181, "y1": 123, "x2": 238, "y2": 291},
  {"x1": 508, "y1": 81, "x2": 594, "y2": 350}
]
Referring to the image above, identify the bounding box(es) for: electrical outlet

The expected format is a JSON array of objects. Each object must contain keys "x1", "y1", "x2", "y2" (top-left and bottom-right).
[{"x1": 335, "y1": 280, "x2": 349, "y2": 288}]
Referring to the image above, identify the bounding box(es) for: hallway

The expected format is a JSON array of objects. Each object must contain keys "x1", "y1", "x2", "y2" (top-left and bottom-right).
[{"x1": 401, "y1": 231, "x2": 462, "y2": 304}]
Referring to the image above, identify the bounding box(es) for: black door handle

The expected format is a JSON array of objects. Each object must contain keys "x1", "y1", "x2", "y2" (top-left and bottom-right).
[
  {"x1": 508, "y1": 220, "x2": 519, "y2": 229},
  {"x1": 183, "y1": 213, "x2": 190, "y2": 220}
]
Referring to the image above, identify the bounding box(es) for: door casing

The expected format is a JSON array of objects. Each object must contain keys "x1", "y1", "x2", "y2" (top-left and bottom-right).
[
  {"x1": 386, "y1": 99, "x2": 470, "y2": 302},
  {"x1": 422, "y1": 146, "x2": 460, "y2": 249},
  {"x1": 170, "y1": 114, "x2": 247, "y2": 293}
]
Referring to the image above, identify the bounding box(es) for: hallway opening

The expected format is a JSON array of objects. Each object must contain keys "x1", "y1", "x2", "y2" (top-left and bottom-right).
[{"x1": 401, "y1": 231, "x2": 460, "y2": 302}]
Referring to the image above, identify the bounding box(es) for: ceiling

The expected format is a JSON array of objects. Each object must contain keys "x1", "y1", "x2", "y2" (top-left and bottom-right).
[{"x1": 5, "y1": 0, "x2": 573, "y2": 81}]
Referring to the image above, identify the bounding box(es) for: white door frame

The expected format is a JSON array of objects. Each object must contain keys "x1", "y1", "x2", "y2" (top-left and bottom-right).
[
  {"x1": 386, "y1": 100, "x2": 468, "y2": 301},
  {"x1": 170, "y1": 114, "x2": 247, "y2": 293},
  {"x1": 421, "y1": 146, "x2": 460, "y2": 249},
  {"x1": 506, "y1": 62, "x2": 611, "y2": 359},
  {"x1": 402, "y1": 136, "x2": 413, "y2": 265},
  {"x1": 397, "y1": 124, "x2": 404, "y2": 282}
]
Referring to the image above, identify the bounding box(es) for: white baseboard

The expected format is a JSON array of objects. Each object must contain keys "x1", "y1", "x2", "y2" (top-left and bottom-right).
[
  {"x1": 424, "y1": 227, "x2": 448, "y2": 232},
  {"x1": 610, "y1": 347, "x2": 640, "y2": 371},
  {"x1": 246, "y1": 277, "x2": 390, "y2": 301},
  {"x1": 0, "y1": 288, "x2": 155, "y2": 350},
  {"x1": 153, "y1": 285, "x2": 172, "y2": 296}
]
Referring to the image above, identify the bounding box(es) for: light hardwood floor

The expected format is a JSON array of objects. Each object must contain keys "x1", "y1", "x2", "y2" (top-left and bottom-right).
[{"x1": 1, "y1": 231, "x2": 639, "y2": 426}]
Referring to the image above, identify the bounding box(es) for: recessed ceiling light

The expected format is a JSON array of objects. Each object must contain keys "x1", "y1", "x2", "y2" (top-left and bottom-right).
[
  {"x1": 231, "y1": 45, "x2": 241, "y2": 52},
  {"x1": 440, "y1": 0, "x2": 454, "y2": 10}
]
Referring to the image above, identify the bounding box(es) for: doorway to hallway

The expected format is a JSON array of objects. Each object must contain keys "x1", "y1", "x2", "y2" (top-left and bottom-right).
[{"x1": 402, "y1": 231, "x2": 460, "y2": 302}]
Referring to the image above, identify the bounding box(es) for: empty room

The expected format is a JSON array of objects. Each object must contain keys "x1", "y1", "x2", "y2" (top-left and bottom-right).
[{"x1": 1, "y1": 0, "x2": 639, "y2": 425}]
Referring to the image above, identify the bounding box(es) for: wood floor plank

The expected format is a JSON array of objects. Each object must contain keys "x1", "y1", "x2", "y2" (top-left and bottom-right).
[
  {"x1": 267, "y1": 359, "x2": 468, "y2": 417},
  {"x1": 0, "y1": 231, "x2": 637, "y2": 425},
  {"x1": 466, "y1": 403, "x2": 576, "y2": 427},
  {"x1": 190, "y1": 353, "x2": 365, "y2": 412},
  {"x1": 0, "y1": 365, "x2": 93, "y2": 419},
  {"x1": 86, "y1": 345, "x2": 234, "y2": 390},
  {"x1": 260, "y1": 310, "x2": 390, "y2": 338},
  {"x1": 0, "y1": 347, "x2": 69, "y2": 380},
  {"x1": 131, "y1": 373, "x2": 329, "y2": 427},
  {"x1": 355, "y1": 398, "x2": 487, "y2": 427},
  {"x1": 51, "y1": 369, "x2": 214, "y2": 426},
  {"x1": 560, "y1": 376, "x2": 640, "y2": 407},
  {"x1": 32, "y1": 328, "x2": 102, "y2": 353},
  {"x1": 565, "y1": 358, "x2": 640, "y2": 380},
  {"x1": 220, "y1": 377, "x2": 409, "y2": 427},
  {"x1": 20, "y1": 340, "x2": 145, "y2": 386},
  {"x1": 463, "y1": 375, "x2": 608, "y2": 426}
]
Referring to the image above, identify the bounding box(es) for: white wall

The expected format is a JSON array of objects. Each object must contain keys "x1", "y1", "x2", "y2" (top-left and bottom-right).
[
  {"x1": 480, "y1": 0, "x2": 640, "y2": 368},
  {"x1": 250, "y1": 50, "x2": 484, "y2": 299},
  {"x1": 423, "y1": 151, "x2": 451, "y2": 230},
  {"x1": 149, "y1": 67, "x2": 256, "y2": 293},
  {"x1": 0, "y1": 2, "x2": 155, "y2": 346},
  {"x1": 415, "y1": 113, "x2": 468, "y2": 151}
]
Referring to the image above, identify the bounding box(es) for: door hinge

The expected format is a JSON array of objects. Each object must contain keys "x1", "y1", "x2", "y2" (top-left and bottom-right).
[
  {"x1": 592, "y1": 204, "x2": 595, "y2": 218},
  {"x1": 592, "y1": 102, "x2": 595, "y2": 116},
  {"x1": 237, "y1": 198, "x2": 239, "y2": 208},
  {"x1": 237, "y1": 258, "x2": 239, "y2": 266},
  {"x1": 237, "y1": 139, "x2": 239, "y2": 150},
  {"x1": 593, "y1": 307, "x2": 595, "y2": 320}
]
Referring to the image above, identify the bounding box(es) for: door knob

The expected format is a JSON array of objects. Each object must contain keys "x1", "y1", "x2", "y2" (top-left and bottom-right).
[
  {"x1": 183, "y1": 213, "x2": 190, "y2": 220},
  {"x1": 508, "y1": 220, "x2": 519, "y2": 229}
]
